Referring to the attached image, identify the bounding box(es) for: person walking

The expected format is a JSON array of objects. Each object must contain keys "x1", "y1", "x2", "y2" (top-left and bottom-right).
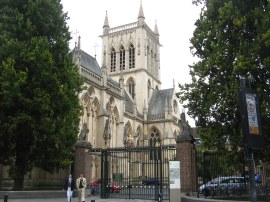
[
  {"x1": 76, "y1": 174, "x2": 87, "y2": 202},
  {"x1": 63, "y1": 174, "x2": 75, "y2": 202}
]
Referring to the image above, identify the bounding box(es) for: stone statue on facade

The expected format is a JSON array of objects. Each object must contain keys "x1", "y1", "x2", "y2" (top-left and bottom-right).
[
  {"x1": 103, "y1": 119, "x2": 111, "y2": 146},
  {"x1": 79, "y1": 123, "x2": 89, "y2": 141}
]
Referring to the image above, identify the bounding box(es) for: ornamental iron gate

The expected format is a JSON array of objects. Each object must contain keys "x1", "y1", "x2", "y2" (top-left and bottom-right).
[{"x1": 97, "y1": 145, "x2": 176, "y2": 200}]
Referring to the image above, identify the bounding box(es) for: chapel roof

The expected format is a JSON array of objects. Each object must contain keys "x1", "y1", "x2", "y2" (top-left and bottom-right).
[
  {"x1": 73, "y1": 48, "x2": 135, "y2": 112},
  {"x1": 124, "y1": 91, "x2": 134, "y2": 112},
  {"x1": 80, "y1": 50, "x2": 101, "y2": 76},
  {"x1": 73, "y1": 48, "x2": 101, "y2": 76},
  {"x1": 148, "y1": 88, "x2": 174, "y2": 116}
]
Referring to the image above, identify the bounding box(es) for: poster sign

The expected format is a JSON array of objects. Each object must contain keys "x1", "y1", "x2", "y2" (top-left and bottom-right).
[
  {"x1": 169, "y1": 161, "x2": 180, "y2": 189},
  {"x1": 238, "y1": 82, "x2": 264, "y2": 149},
  {"x1": 246, "y1": 93, "x2": 259, "y2": 135}
]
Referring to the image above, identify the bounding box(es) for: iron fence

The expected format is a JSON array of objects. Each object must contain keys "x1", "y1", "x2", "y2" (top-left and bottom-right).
[
  {"x1": 197, "y1": 151, "x2": 270, "y2": 200},
  {"x1": 97, "y1": 145, "x2": 176, "y2": 200}
]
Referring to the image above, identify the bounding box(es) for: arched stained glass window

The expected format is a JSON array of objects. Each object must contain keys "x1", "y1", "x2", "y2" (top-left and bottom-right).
[
  {"x1": 120, "y1": 46, "x2": 125, "y2": 70},
  {"x1": 111, "y1": 48, "x2": 116, "y2": 72},
  {"x1": 129, "y1": 44, "x2": 135, "y2": 69}
]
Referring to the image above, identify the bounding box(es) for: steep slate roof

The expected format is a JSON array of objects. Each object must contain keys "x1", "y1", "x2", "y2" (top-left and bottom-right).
[
  {"x1": 107, "y1": 77, "x2": 120, "y2": 87},
  {"x1": 73, "y1": 48, "x2": 101, "y2": 76},
  {"x1": 124, "y1": 91, "x2": 134, "y2": 112},
  {"x1": 148, "y1": 88, "x2": 174, "y2": 116}
]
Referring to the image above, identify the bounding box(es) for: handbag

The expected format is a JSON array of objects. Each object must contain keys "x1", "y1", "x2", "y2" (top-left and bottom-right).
[{"x1": 72, "y1": 190, "x2": 78, "y2": 197}]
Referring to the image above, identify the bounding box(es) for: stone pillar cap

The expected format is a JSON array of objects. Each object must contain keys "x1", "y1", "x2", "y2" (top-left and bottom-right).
[{"x1": 75, "y1": 141, "x2": 92, "y2": 149}]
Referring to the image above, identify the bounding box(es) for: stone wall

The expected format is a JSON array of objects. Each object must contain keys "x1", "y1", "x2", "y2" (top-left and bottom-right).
[{"x1": 0, "y1": 165, "x2": 69, "y2": 190}]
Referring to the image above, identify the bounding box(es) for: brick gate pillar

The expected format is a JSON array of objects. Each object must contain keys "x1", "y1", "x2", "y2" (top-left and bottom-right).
[
  {"x1": 176, "y1": 112, "x2": 197, "y2": 196},
  {"x1": 176, "y1": 134, "x2": 197, "y2": 195},
  {"x1": 74, "y1": 141, "x2": 92, "y2": 183}
]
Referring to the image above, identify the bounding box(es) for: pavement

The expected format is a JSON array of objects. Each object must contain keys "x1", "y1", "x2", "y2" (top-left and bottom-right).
[
  {"x1": 4, "y1": 196, "x2": 154, "y2": 202},
  {"x1": 2, "y1": 195, "x2": 156, "y2": 202},
  {"x1": 0, "y1": 190, "x2": 158, "y2": 202}
]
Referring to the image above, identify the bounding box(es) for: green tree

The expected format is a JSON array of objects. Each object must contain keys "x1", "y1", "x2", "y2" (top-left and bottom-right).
[
  {"x1": 0, "y1": 0, "x2": 83, "y2": 190},
  {"x1": 179, "y1": 0, "x2": 270, "y2": 155}
]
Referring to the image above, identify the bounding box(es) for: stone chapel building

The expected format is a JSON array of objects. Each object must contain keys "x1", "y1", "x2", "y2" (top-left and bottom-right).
[
  {"x1": 0, "y1": 2, "x2": 186, "y2": 190},
  {"x1": 73, "y1": 3, "x2": 184, "y2": 181}
]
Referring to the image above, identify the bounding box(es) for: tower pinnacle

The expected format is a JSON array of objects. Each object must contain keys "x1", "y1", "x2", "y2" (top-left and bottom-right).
[
  {"x1": 154, "y1": 20, "x2": 159, "y2": 36},
  {"x1": 103, "y1": 11, "x2": 110, "y2": 34},
  {"x1": 78, "y1": 35, "x2": 81, "y2": 49},
  {"x1": 137, "y1": 1, "x2": 145, "y2": 26}
]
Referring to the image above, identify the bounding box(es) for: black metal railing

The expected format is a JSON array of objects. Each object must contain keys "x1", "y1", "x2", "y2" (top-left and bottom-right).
[
  {"x1": 98, "y1": 145, "x2": 176, "y2": 200},
  {"x1": 197, "y1": 151, "x2": 270, "y2": 200}
]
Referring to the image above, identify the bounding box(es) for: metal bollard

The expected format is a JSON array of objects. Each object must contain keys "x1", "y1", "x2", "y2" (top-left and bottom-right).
[
  {"x1": 158, "y1": 192, "x2": 162, "y2": 202},
  {"x1": 4, "y1": 194, "x2": 8, "y2": 202}
]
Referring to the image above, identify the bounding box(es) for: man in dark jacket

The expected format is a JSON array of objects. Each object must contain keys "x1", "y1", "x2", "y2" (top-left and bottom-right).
[{"x1": 64, "y1": 174, "x2": 75, "y2": 202}]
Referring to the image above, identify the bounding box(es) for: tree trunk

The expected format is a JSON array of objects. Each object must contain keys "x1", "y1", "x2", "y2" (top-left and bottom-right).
[
  {"x1": 11, "y1": 155, "x2": 26, "y2": 191},
  {"x1": 13, "y1": 176, "x2": 24, "y2": 191}
]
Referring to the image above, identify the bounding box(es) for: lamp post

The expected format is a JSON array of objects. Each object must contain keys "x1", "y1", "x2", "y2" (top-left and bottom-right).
[
  {"x1": 155, "y1": 141, "x2": 161, "y2": 201},
  {"x1": 239, "y1": 77, "x2": 266, "y2": 202}
]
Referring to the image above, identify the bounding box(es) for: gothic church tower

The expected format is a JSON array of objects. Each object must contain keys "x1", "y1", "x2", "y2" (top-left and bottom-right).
[{"x1": 100, "y1": 2, "x2": 161, "y2": 113}]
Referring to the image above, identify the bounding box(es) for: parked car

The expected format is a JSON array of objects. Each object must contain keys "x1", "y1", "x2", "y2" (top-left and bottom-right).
[
  {"x1": 90, "y1": 180, "x2": 121, "y2": 193},
  {"x1": 142, "y1": 179, "x2": 160, "y2": 185},
  {"x1": 199, "y1": 176, "x2": 247, "y2": 196},
  {"x1": 108, "y1": 183, "x2": 121, "y2": 192}
]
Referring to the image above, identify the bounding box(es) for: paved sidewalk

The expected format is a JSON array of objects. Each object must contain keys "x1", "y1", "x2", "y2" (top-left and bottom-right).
[
  {"x1": 5, "y1": 196, "x2": 155, "y2": 202},
  {"x1": 1, "y1": 190, "x2": 157, "y2": 202}
]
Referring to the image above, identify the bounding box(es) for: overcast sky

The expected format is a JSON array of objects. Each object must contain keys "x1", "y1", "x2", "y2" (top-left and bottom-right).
[{"x1": 61, "y1": 0, "x2": 202, "y2": 126}]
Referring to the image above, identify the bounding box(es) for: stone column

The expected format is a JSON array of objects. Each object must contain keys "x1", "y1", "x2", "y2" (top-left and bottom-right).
[
  {"x1": 73, "y1": 141, "x2": 92, "y2": 183},
  {"x1": 176, "y1": 134, "x2": 197, "y2": 195}
]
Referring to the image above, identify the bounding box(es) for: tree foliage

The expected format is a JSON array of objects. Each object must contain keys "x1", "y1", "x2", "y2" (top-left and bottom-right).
[
  {"x1": 0, "y1": 0, "x2": 83, "y2": 190},
  {"x1": 179, "y1": 0, "x2": 270, "y2": 156}
]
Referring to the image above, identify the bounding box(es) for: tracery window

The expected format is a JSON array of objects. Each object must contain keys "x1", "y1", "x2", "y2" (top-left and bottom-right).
[
  {"x1": 150, "y1": 128, "x2": 161, "y2": 146},
  {"x1": 149, "y1": 128, "x2": 161, "y2": 160},
  {"x1": 110, "y1": 48, "x2": 116, "y2": 72},
  {"x1": 129, "y1": 44, "x2": 135, "y2": 69},
  {"x1": 120, "y1": 46, "x2": 125, "y2": 70}
]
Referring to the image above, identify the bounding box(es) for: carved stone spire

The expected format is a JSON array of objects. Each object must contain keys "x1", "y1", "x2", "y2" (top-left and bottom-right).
[
  {"x1": 137, "y1": 1, "x2": 145, "y2": 26},
  {"x1": 78, "y1": 35, "x2": 81, "y2": 49},
  {"x1": 154, "y1": 20, "x2": 159, "y2": 36},
  {"x1": 103, "y1": 11, "x2": 110, "y2": 34}
]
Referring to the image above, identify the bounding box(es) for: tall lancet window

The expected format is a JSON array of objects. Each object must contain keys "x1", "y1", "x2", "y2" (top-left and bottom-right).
[
  {"x1": 110, "y1": 48, "x2": 116, "y2": 72},
  {"x1": 120, "y1": 46, "x2": 125, "y2": 70},
  {"x1": 149, "y1": 128, "x2": 161, "y2": 160},
  {"x1": 129, "y1": 44, "x2": 135, "y2": 69},
  {"x1": 127, "y1": 77, "x2": 135, "y2": 99}
]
